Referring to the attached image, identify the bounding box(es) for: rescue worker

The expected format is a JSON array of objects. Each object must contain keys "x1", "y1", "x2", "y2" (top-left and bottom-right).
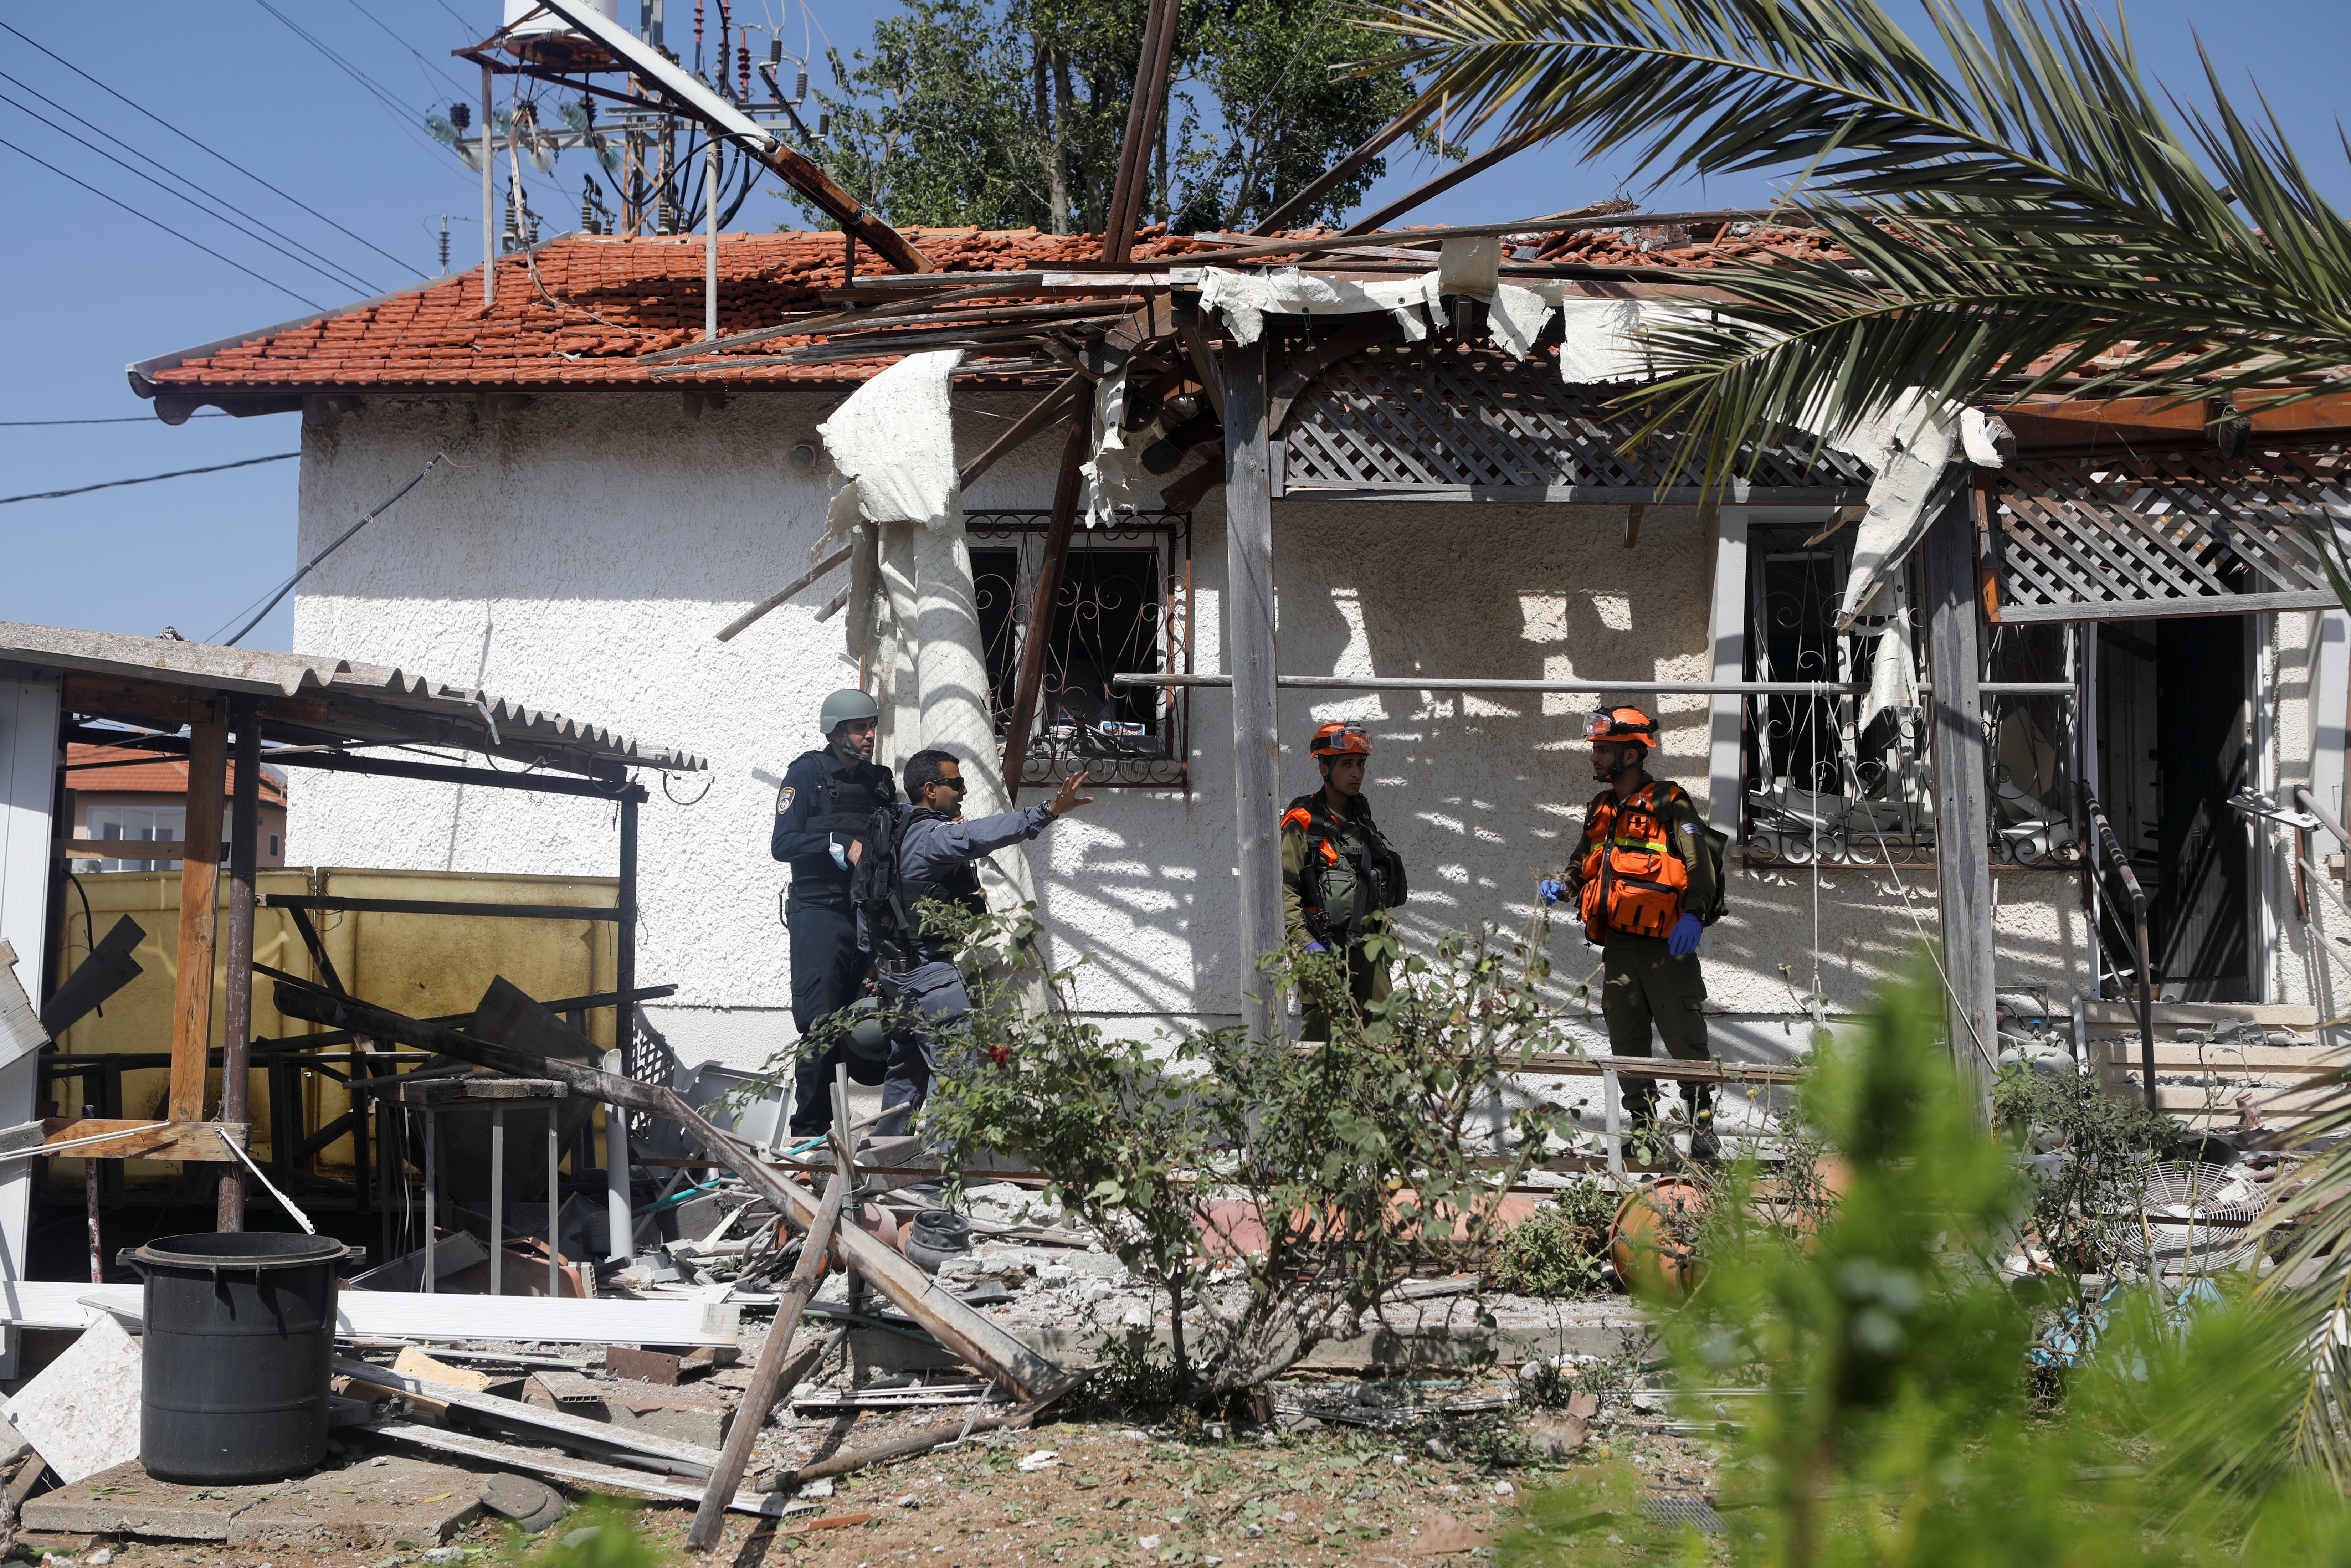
[
  {"x1": 770, "y1": 689, "x2": 898, "y2": 1137},
  {"x1": 1542, "y1": 706, "x2": 1723, "y2": 1160},
  {"x1": 1281, "y1": 721, "x2": 1410, "y2": 1040},
  {"x1": 862, "y1": 750, "x2": 1095, "y2": 1139}
]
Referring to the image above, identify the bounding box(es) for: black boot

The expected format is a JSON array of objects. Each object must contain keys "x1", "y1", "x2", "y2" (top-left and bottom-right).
[{"x1": 1684, "y1": 1083, "x2": 1720, "y2": 1163}]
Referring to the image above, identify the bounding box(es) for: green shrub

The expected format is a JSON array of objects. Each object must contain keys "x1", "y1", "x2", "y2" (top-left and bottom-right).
[{"x1": 1487, "y1": 1182, "x2": 1620, "y2": 1300}]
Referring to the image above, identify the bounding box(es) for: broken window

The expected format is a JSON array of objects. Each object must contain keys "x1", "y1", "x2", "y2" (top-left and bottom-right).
[
  {"x1": 967, "y1": 509, "x2": 1193, "y2": 790},
  {"x1": 1740, "y1": 521, "x2": 2082, "y2": 868}
]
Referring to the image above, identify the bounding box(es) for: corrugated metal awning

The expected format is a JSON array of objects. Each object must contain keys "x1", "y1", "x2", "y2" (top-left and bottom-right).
[{"x1": 0, "y1": 622, "x2": 702, "y2": 778}]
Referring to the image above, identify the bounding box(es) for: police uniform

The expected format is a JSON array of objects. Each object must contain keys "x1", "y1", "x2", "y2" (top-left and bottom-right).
[
  {"x1": 1280, "y1": 788, "x2": 1408, "y2": 1041},
  {"x1": 1558, "y1": 776, "x2": 1720, "y2": 1134},
  {"x1": 771, "y1": 746, "x2": 897, "y2": 1134},
  {"x1": 861, "y1": 801, "x2": 1057, "y2": 1138}
]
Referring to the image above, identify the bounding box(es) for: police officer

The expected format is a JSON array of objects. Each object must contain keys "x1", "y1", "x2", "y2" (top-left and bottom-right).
[
  {"x1": 864, "y1": 750, "x2": 1095, "y2": 1139},
  {"x1": 1543, "y1": 706, "x2": 1723, "y2": 1159},
  {"x1": 771, "y1": 689, "x2": 898, "y2": 1137},
  {"x1": 1281, "y1": 721, "x2": 1409, "y2": 1040}
]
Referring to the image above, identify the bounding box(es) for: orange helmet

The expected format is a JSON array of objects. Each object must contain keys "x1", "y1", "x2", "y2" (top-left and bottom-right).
[
  {"x1": 1308, "y1": 720, "x2": 1372, "y2": 758},
  {"x1": 1585, "y1": 705, "x2": 1658, "y2": 747}
]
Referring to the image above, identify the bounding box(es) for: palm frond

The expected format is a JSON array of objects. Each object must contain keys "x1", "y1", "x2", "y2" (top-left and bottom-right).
[{"x1": 1352, "y1": 0, "x2": 2351, "y2": 485}]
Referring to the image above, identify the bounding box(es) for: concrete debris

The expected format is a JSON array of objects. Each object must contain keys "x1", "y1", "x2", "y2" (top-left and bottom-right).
[
  {"x1": 4, "y1": 1313, "x2": 143, "y2": 1484},
  {"x1": 20, "y1": 1456, "x2": 483, "y2": 1546}
]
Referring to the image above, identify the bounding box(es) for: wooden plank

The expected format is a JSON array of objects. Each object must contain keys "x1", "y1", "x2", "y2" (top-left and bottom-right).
[
  {"x1": 999, "y1": 418, "x2": 1089, "y2": 797},
  {"x1": 2091, "y1": 1041, "x2": 2349, "y2": 1071},
  {"x1": 1224, "y1": 339, "x2": 1280, "y2": 1039},
  {"x1": 370, "y1": 1422, "x2": 808, "y2": 1518},
  {"x1": 713, "y1": 546, "x2": 853, "y2": 643},
  {"x1": 1924, "y1": 486, "x2": 1997, "y2": 1124},
  {"x1": 32, "y1": 1282, "x2": 738, "y2": 1346},
  {"x1": 2080, "y1": 1002, "x2": 2321, "y2": 1026},
  {"x1": 1993, "y1": 589, "x2": 2342, "y2": 623},
  {"x1": 53, "y1": 839, "x2": 188, "y2": 858},
  {"x1": 26, "y1": 1117, "x2": 241, "y2": 1163},
  {"x1": 1274, "y1": 484, "x2": 1868, "y2": 504},
  {"x1": 259, "y1": 894, "x2": 619, "y2": 921},
  {"x1": 957, "y1": 373, "x2": 1088, "y2": 492},
  {"x1": 338, "y1": 1358, "x2": 725, "y2": 1474},
  {"x1": 170, "y1": 700, "x2": 227, "y2": 1125}
]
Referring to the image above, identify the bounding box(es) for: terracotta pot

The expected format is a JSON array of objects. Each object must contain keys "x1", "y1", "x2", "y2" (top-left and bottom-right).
[{"x1": 1609, "y1": 1176, "x2": 1710, "y2": 1300}]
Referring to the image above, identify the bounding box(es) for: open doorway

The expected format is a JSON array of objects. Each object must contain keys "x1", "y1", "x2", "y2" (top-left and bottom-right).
[{"x1": 2093, "y1": 617, "x2": 2253, "y2": 1001}]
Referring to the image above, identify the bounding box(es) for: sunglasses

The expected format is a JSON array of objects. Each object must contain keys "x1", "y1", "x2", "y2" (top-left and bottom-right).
[{"x1": 932, "y1": 777, "x2": 967, "y2": 793}]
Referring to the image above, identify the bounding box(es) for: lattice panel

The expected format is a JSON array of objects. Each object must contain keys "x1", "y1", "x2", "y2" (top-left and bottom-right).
[
  {"x1": 1278, "y1": 343, "x2": 1872, "y2": 494},
  {"x1": 1990, "y1": 447, "x2": 2349, "y2": 612}
]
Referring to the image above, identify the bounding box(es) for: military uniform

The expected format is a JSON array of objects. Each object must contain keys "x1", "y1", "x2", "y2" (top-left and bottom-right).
[
  {"x1": 1559, "y1": 776, "x2": 1720, "y2": 1133},
  {"x1": 1280, "y1": 789, "x2": 1408, "y2": 1040},
  {"x1": 771, "y1": 746, "x2": 897, "y2": 1134}
]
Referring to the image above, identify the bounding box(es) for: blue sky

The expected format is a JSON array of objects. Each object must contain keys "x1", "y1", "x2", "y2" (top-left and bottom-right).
[{"x1": 2, "y1": 1, "x2": 2345, "y2": 654}]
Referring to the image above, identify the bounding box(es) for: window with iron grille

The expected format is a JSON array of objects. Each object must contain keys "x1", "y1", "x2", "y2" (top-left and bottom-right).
[
  {"x1": 967, "y1": 509, "x2": 1193, "y2": 790},
  {"x1": 1740, "y1": 520, "x2": 2082, "y2": 869}
]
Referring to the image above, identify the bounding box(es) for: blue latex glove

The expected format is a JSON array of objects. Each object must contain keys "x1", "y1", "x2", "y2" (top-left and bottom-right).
[
  {"x1": 829, "y1": 840, "x2": 850, "y2": 870},
  {"x1": 1304, "y1": 941, "x2": 1328, "y2": 955},
  {"x1": 1538, "y1": 878, "x2": 1565, "y2": 906},
  {"x1": 1668, "y1": 912, "x2": 1704, "y2": 957}
]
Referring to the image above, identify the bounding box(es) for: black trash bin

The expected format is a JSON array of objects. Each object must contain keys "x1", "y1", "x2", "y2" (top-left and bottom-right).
[{"x1": 128, "y1": 1232, "x2": 349, "y2": 1484}]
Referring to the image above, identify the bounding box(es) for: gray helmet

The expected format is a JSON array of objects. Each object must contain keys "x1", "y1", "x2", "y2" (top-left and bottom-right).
[
  {"x1": 845, "y1": 997, "x2": 889, "y2": 1060},
  {"x1": 819, "y1": 688, "x2": 880, "y2": 736}
]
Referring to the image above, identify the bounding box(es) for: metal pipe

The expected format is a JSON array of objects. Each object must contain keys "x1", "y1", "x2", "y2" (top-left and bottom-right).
[
  {"x1": 490, "y1": 1105, "x2": 505, "y2": 1297},
  {"x1": 548, "y1": 1107, "x2": 562, "y2": 1299},
  {"x1": 2084, "y1": 789, "x2": 2157, "y2": 1112},
  {"x1": 218, "y1": 700, "x2": 259, "y2": 1230},
  {"x1": 84, "y1": 1101, "x2": 101, "y2": 1284},
  {"x1": 1114, "y1": 674, "x2": 2078, "y2": 696},
  {"x1": 481, "y1": 63, "x2": 495, "y2": 308},
  {"x1": 2298, "y1": 784, "x2": 2351, "y2": 851},
  {"x1": 705, "y1": 136, "x2": 719, "y2": 340},
  {"x1": 611, "y1": 795, "x2": 638, "y2": 1260}
]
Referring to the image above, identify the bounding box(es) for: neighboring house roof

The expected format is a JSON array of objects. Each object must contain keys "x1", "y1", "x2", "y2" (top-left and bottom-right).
[
  {"x1": 125, "y1": 222, "x2": 1831, "y2": 410},
  {"x1": 68, "y1": 742, "x2": 289, "y2": 804}
]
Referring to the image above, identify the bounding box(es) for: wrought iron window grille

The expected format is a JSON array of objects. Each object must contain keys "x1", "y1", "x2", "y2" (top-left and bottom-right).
[
  {"x1": 1740, "y1": 522, "x2": 2082, "y2": 870},
  {"x1": 967, "y1": 508, "x2": 1194, "y2": 790}
]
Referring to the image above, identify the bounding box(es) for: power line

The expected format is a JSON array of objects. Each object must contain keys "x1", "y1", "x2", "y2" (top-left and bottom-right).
[
  {"x1": 215, "y1": 453, "x2": 446, "y2": 646},
  {"x1": 0, "y1": 451, "x2": 299, "y2": 507},
  {"x1": 247, "y1": 0, "x2": 435, "y2": 133},
  {"x1": 0, "y1": 81, "x2": 379, "y2": 297},
  {"x1": 0, "y1": 414, "x2": 228, "y2": 426},
  {"x1": 0, "y1": 67, "x2": 377, "y2": 295},
  {"x1": 0, "y1": 134, "x2": 323, "y2": 309},
  {"x1": 338, "y1": 0, "x2": 471, "y2": 98},
  {"x1": 0, "y1": 19, "x2": 427, "y2": 281}
]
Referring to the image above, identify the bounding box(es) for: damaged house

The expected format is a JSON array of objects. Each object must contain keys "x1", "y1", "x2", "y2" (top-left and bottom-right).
[{"x1": 118, "y1": 212, "x2": 2351, "y2": 1140}]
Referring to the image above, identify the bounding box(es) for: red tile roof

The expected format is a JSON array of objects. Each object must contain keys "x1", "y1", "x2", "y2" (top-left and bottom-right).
[
  {"x1": 134, "y1": 223, "x2": 1832, "y2": 400},
  {"x1": 68, "y1": 742, "x2": 288, "y2": 804}
]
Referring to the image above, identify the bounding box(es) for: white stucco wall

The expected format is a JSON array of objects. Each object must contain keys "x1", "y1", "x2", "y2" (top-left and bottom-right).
[{"x1": 284, "y1": 390, "x2": 2218, "y2": 1079}]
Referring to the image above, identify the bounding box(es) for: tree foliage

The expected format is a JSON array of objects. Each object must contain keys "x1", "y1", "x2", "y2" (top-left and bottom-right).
[
  {"x1": 796, "y1": 0, "x2": 1420, "y2": 234},
  {"x1": 1503, "y1": 965, "x2": 2351, "y2": 1566}
]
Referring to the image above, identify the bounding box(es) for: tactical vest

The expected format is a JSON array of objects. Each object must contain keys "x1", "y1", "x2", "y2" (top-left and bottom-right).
[
  {"x1": 795, "y1": 750, "x2": 897, "y2": 836},
  {"x1": 1577, "y1": 781, "x2": 1692, "y2": 942},
  {"x1": 854, "y1": 804, "x2": 988, "y2": 963},
  {"x1": 1282, "y1": 791, "x2": 1408, "y2": 942}
]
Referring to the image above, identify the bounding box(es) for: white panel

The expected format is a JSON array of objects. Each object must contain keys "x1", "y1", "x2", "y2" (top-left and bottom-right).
[
  {"x1": 2312, "y1": 609, "x2": 2349, "y2": 822},
  {"x1": 0, "y1": 670, "x2": 57, "y2": 1377},
  {"x1": 1704, "y1": 507, "x2": 1750, "y2": 837}
]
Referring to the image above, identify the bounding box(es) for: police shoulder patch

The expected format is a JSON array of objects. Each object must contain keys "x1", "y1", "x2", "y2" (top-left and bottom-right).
[{"x1": 775, "y1": 785, "x2": 796, "y2": 816}]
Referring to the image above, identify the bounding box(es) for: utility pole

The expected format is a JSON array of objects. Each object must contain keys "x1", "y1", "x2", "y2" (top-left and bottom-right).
[{"x1": 479, "y1": 63, "x2": 495, "y2": 307}]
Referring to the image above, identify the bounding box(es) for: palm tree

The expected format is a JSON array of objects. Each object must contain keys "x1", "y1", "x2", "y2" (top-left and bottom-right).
[
  {"x1": 1354, "y1": 0, "x2": 2351, "y2": 1482},
  {"x1": 1356, "y1": 1, "x2": 2351, "y2": 491}
]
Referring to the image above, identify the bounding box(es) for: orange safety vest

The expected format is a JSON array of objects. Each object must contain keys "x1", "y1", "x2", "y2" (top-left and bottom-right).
[{"x1": 1576, "y1": 781, "x2": 1690, "y2": 942}]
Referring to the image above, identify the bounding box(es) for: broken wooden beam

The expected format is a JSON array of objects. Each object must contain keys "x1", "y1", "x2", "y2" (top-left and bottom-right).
[
  {"x1": 958, "y1": 372, "x2": 1090, "y2": 492},
  {"x1": 269, "y1": 979, "x2": 1086, "y2": 1405},
  {"x1": 714, "y1": 546, "x2": 854, "y2": 643},
  {"x1": 686, "y1": 1167, "x2": 851, "y2": 1548},
  {"x1": 753, "y1": 1398, "x2": 1049, "y2": 1492}
]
